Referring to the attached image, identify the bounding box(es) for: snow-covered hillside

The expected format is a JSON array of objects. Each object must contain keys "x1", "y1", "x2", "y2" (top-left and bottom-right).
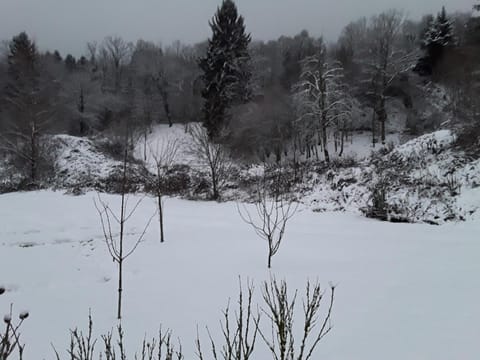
[
  {"x1": 1, "y1": 191, "x2": 479, "y2": 360},
  {"x1": 52, "y1": 135, "x2": 124, "y2": 188},
  {"x1": 1, "y1": 123, "x2": 478, "y2": 224},
  {"x1": 305, "y1": 130, "x2": 480, "y2": 224}
]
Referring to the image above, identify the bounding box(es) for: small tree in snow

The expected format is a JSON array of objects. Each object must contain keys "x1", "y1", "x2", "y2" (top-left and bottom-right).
[
  {"x1": 238, "y1": 171, "x2": 297, "y2": 269},
  {"x1": 95, "y1": 129, "x2": 156, "y2": 320},
  {"x1": 188, "y1": 123, "x2": 231, "y2": 200},
  {"x1": 149, "y1": 138, "x2": 179, "y2": 243}
]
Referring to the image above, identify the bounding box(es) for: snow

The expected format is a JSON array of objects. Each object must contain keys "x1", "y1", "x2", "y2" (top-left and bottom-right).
[
  {"x1": 135, "y1": 123, "x2": 199, "y2": 171},
  {"x1": 51, "y1": 134, "x2": 122, "y2": 187},
  {"x1": 336, "y1": 131, "x2": 401, "y2": 160},
  {"x1": 1, "y1": 190, "x2": 480, "y2": 359}
]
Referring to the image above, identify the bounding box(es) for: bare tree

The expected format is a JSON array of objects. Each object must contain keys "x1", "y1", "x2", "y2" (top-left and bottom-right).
[
  {"x1": 196, "y1": 278, "x2": 260, "y2": 360},
  {"x1": 94, "y1": 131, "x2": 156, "y2": 320},
  {"x1": 238, "y1": 173, "x2": 297, "y2": 269},
  {"x1": 149, "y1": 138, "x2": 179, "y2": 243},
  {"x1": 260, "y1": 278, "x2": 335, "y2": 360},
  {"x1": 130, "y1": 40, "x2": 180, "y2": 127},
  {"x1": 101, "y1": 36, "x2": 132, "y2": 93},
  {"x1": 364, "y1": 10, "x2": 418, "y2": 145},
  {"x1": 337, "y1": 17, "x2": 368, "y2": 84},
  {"x1": 294, "y1": 50, "x2": 351, "y2": 163},
  {"x1": 86, "y1": 41, "x2": 97, "y2": 66},
  {"x1": 188, "y1": 124, "x2": 231, "y2": 200}
]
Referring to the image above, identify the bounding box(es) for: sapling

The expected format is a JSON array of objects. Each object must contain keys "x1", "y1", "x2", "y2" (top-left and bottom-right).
[
  {"x1": 95, "y1": 126, "x2": 156, "y2": 320},
  {"x1": 238, "y1": 171, "x2": 297, "y2": 268}
]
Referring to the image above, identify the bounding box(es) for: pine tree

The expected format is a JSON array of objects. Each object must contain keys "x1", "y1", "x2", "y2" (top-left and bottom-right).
[
  {"x1": 64, "y1": 54, "x2": 77, "y2": 71},
  {"x1": 2, "y1": 32, "x2": 53, "y2": 182},
  {"x1": 199, "y1": 0, "x2": 252, "y2": 139},
  {"x1": 422, "y1": 7, "x2": 455, "y2": 69},
  {"x1": 7, "y1": 32, "x2": 39, "y2": 91}
]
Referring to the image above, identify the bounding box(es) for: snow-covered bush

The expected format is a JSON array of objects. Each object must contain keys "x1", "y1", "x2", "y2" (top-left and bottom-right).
[{"x1": 364, "y1": 178, "x2": 389, "y2": 221}]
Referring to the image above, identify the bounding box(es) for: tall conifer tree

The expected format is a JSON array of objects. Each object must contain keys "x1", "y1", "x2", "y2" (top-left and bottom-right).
[
  {"x1": 422, "y1": 7, "x2": 455, "y2": 69},
  {"x1": 2, "y1": 32, "x2": 54, "y2": 182},
  {"x1": 199, "y1": 0, "x2": 252, "y2": 139}
]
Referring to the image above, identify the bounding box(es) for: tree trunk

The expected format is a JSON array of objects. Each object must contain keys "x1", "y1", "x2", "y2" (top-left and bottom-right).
[
  {"x1": 334, "y1": 131, "x2": 338, "y2": 154},
  {"x1": 275, "y1": 147, "x2": 281, "y2": 163},
  {"x1": 158, "y1": 194, "x2": 164, "y2": 243},
  {"x1": 144, "y1": 132, "x2": 148, "y2": 161},
  {"x1": 117, "y1": 258, "x2": 123, "y2": 320},
  {"x1": 322, "y1": 120, "x2": 330, "y2": 163},
  {"x1": 163, "y1": 97, "x2": 173, "y2": 127},
  {"x1": 339, "y1": 127, "x2": 345, "y2": 157},
  {"x1": 30, "y1": 125, "x2": 37, "y2": 182},
  {"x1": 379, "y1": 97, "x2": 387, "y2": 145},
  {"x1": 211, "y1": 170, "x2": 218, "y2": 200},
  {"x1": 117, "y1": 143, "x2": 127, "y2": 320},
  {"x1": 157, "y1": 77, "x2": 173, "y2": 127}
]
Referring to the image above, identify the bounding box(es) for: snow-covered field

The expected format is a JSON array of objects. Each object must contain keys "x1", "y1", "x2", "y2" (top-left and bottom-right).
[{"x1": 1, "y1": 190, "x2": 479, "y2": 359}]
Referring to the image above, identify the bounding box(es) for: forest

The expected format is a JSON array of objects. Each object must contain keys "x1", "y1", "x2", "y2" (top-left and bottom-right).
[
  {"x1": 1, "y1": 1, "x2": 480, "y2": 359},
  {"x1": 0, "y1": 1, "x2": 478, "y2": 186}
]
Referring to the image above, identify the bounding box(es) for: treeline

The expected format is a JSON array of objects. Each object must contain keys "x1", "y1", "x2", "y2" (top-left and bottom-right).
[{"x1": 0, "y1": 0, "x2": 479, "y2": 183}]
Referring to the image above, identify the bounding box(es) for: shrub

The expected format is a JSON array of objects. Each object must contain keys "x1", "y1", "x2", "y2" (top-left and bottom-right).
[
  {"x1": 364, "y1": 180, "x2": 389, "y2": 221},
  {"x1": 0, "y1": 286, "x2": 29, "y2": 359}
]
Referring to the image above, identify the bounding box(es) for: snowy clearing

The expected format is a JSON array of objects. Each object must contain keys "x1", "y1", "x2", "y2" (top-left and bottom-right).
[{"x1": 1, "y1": 191, "x2": 479, "y2": 359}]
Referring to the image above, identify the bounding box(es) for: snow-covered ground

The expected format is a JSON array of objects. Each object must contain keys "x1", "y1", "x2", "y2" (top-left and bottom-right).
[
  {"x1": 1, "y1": 190, "x2": 479, "y2": 359},
  {"x1": 52, "y1": 135, "x2": 124, "y2": 187},
  {"x1": 135, "y1": 123, "x2": 198, "y2": 170}
]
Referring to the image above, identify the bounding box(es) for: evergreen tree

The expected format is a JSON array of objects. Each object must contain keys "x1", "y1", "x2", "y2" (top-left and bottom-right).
[
  {"x1": 419, "y1": 15, "x2": 435, "y2": 43},
  {"x1": 65, "y1": 54, "x2": 77, "y2": 71},
  {"x1": 2, "y1": 32, "x2": 54, "y2": 182},
  {"x1": 422, "y1": 7, "x2": 455, "y2": 69},
  {"x1": 7, "y1": 32, "x2": 39, "y2": 91},
  {"x1": 53, "y1": 50, "x2": 62, "y2": 62},
  {"x1": 199, "y1": 0, "x2": 252, "y2": 139}
]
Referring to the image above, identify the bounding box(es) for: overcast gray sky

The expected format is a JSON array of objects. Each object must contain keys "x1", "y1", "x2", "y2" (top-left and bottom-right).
[{"x1": 0, "y1": 0, "x2": 475, "y2": 56}]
